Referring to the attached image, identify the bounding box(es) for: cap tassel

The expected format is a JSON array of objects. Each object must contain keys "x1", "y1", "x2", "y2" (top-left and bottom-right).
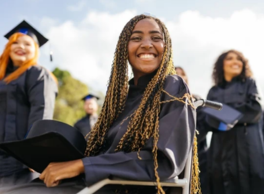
[{"x1": 50, "y1": 51, "x2": 53, "y2": 62}]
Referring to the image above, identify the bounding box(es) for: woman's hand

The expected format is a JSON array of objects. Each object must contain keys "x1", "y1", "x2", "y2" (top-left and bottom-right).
[{"x1": 39, "y1": 159, "x2": 84, "y2": 187}]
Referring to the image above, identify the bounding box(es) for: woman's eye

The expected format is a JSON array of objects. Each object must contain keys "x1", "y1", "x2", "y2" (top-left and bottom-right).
[
  {"x1": 13, "y1": 41, "x2": 18, "y2": 44},
  {"x1": 130, "y1": 37, "x2": 141, "y2": 41},
  {"x1": 153, "y1": 36, "x2": 162, "y2": 41}
]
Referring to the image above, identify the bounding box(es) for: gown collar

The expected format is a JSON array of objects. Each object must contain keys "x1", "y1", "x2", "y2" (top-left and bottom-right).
[
  {"x1": 128, "y1": 71, "x2": 157, "y2": 89},
  {"x1": 127, "y1": 71, "x2": 157, "y2": 99}
]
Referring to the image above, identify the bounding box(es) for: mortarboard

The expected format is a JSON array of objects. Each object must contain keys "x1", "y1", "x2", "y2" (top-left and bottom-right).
[
  {"x1": 0, "y1": 120, "x2": 86, "y2": 173},
  {"x1": 4, "y1": 20, "x2": 48, "y2": 47},
  {"x1": 202, "y1": 103, "x2": 243, "y2": 131},
  {"x1": 82, "y1": 94, "x2": 100, "y2": 101}
]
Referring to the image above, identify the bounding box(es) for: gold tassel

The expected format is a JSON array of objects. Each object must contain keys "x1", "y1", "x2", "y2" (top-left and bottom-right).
[{"x1": 191, "y1": 131, "x2": 202, "y2": 194}]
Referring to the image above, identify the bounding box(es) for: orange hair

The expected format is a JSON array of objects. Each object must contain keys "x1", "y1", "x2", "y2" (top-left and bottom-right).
[{"x1": 0, "y1": 33, "x2": 39, "y2": 83}]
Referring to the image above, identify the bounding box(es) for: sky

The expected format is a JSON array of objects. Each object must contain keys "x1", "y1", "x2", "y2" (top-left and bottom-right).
[{"x1": 1, "y1": 0, "x2": 264, "y2": 98}]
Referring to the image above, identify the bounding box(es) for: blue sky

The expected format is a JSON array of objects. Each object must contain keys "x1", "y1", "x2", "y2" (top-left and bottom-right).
[{"x1": 1, "y1": 0, "x2": 264, "y2": 97}]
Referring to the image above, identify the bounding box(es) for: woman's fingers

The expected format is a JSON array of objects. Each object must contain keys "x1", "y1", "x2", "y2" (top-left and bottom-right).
[
  {"x1": 39, "y1": 160, "x2": 84, "y2": 187},
  {"x1": 45, "y1": 170, "x2": 57, "y2": 187}
]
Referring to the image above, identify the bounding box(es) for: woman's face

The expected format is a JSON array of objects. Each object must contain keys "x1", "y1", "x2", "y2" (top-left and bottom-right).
[
  {"x1": 223, "y1": 52, "x2": 243, "y2": 79},
  {"x1": 84, "y1": 98, "x2": 98, "y2": 115},
  {"x1": 175, "y1": 68, "x2": 188, "y2": 83},
  {"x1": 128, "y1": 18, "x2": 165, "y2": 79},
  {"x1": 9, "y1": 35, "x2": 36, "y2": 66}
]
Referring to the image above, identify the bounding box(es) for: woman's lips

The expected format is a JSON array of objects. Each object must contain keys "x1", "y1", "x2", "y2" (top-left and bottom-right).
[
  {"x1": 137, "y1": 54, "x2": 156, "y2": 61},
  {"x1": 14, "y1": 51, "x2": 26, "y2": 56}
]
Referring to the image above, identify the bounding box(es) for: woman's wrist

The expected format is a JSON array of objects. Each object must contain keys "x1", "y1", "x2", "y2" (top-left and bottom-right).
[{"x1": 77, "y1": 159, "x2": 85, "y2": 173}]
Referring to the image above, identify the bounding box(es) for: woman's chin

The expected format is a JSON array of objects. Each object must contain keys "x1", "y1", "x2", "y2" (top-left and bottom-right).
[{"x1": 11, "y1": 58, "x2": 26, "y2": 66}]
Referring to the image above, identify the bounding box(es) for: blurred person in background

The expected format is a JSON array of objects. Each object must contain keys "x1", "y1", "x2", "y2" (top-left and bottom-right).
[
  {"x1": 202, "y1": 50, "x2": 264, "y2": 194},
  {"x1": 74, "y1": 94, "x2": 99, "y2": 138},
  {"x1": 175, "y1": 66, "x2": 188, "y2": 85},
  {"x1": 0, "y1": 20, "x2": 57, "y2": 186},
  {"x1": 175, "y1": 66, "x2": 209, "y2": 194}
]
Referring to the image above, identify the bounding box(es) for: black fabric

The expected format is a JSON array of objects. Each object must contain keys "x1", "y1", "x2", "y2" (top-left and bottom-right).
[
  {"x1": 201, "y1": 77, "x2": 264, "y2": 194},
  {"x1": 0, "y1": 120, "x2": 87, "y2": 173},
  {"x1": 196, "y1": 97, "x2": 209, "y2": 194},
  {"x1": 4, "y1": 20, "x2": 48, "y2": 47},
  {"x1": 1, "y1": 177, "x2": 86, "y2": 194},
  {"x1": 74, "y1": 115, "x2": 91, "y2": 137},
  {"x1": 0, "y1": 74, "x2": 195, "y2": 194},
  {"x1": 81, "y1": 74, "x2": 196, "y2": 188},
  {"x1": 0, "y1": 65, "x2": 57, "y2": 178},
  {"x1": 0, "y1": 169, "x2": 39, "y2": 187}
]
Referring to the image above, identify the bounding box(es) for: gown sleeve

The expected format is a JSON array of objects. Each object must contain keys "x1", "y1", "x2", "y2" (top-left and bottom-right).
[
  {"x1": 82, "y1": 75, "x2": 196, "y2": 185},
  {"x1": 234, "y1": 78, "x2": 262, "y2": 123},
  {"x1": 26, "y1": 67, "x2": 58, "y2": 129},
  {"x1": 196, "y1": 107, "x2": 208, "y2": 143}
]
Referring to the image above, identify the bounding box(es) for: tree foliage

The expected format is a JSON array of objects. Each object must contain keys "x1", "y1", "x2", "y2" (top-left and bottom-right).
[{"x1": 52, "y1": 68, "x2": 89, "y2": 126}]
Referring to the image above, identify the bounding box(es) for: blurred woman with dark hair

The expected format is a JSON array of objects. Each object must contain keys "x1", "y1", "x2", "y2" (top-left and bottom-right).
[{"x1": 204, "y1": 50, "x2": 264, "y2": 194}]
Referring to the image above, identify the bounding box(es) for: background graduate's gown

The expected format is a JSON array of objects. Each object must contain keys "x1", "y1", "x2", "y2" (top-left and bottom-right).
[
  {"x1": 74, "y1": 115, "x2": 91, "y2": 137},
  {"x1": 2, "y1": 74, "x2": 195, "y2": 194},
  {"x1": 0, "y1": 64, "x2": 58, "y2": 185},
  {"x1": 204, "y1": 77, "x2": 264, "y2": 194}
]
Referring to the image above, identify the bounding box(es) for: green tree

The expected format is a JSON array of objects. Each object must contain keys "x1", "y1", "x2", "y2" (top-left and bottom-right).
[{"x1": 52, "y1": 68, "x2": 89, "y2": 126}]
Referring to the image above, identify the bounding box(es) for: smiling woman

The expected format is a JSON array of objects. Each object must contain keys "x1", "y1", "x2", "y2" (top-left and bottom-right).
[
  {"x1": 0, "y1": 20, "x2": 58, "y2": 187},
  {"x1": 201, "y1": 50, "x2": 264, "y2": 194},
  {"x1": 1, "y1": 15, "x2": 196, "y2": 194}
]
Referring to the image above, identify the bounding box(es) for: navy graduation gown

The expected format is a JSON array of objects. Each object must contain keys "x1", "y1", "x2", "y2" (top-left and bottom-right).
[
  {"x1": 2, "y1": 74, "x2": 195, "y2": 194},
  {"x1": 74, "y1": 115, "x2": 91, "y2": 137},
  {"x1": 0, "y1": 64, "x2": 57, "y2": 179},
  {"x1": 81, "y1": 74, "x2": 196, "y2": 192},
  {"x1": 204, "y1": 77, "x2": 264, "y2": 194}
]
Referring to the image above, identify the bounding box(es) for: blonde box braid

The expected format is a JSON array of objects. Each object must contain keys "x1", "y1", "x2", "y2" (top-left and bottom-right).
[{"x1": 85, "y1": 14, "x2": 201, "y2": 194}]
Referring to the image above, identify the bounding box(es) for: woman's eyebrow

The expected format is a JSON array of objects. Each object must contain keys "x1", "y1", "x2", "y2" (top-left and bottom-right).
[
  {"x1": 131, "y1": 30, "x2": 162, "y2": 35},
  {"x1": 149, "y1": 30, "x2": 162, "y2": 34},
  {"x1": 131, "y1": 30, "x2": 143, "y2": 34}
]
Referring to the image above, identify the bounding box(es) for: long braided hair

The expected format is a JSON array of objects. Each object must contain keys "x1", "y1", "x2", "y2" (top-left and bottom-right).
[{"x1": 85, "y1": 14, "x2": 200, "y2": 194}]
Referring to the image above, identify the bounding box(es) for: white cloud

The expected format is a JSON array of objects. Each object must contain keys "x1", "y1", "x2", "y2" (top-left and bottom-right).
[
  {"x1": 166, "y1": 9, "x2": 264, "y2": 97},
  {"x1": 43, "y1": 10, "x2": 137, "y2": 93},
  {"x1": 41, "y1": 9, "x2": 264, "y2": 98},
  {"x1": 67, "y1": 0, "x2": 86, "y2": 12}
]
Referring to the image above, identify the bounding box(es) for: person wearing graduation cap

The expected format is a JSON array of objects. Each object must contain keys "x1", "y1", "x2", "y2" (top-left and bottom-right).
[
  {"x1": 0, "y1": 20, "x2": 58, "y2": 185},
  {"x1": 74, "y1": 94, "x2": 99, "y2": 137},
  {"x1": 201, "y1": 50, "x2": 264, "y2": 194}
]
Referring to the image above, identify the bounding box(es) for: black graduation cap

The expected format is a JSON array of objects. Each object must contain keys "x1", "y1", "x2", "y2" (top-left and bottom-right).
[
  {"x1": 4, "y1": 20, "x2": 48, "y2": 47},
  {"x1": 0, "y1": 120, "x2": 87, "y2": 173},
  {"x1": 202, "y1": 103, "x2": 243, "y2": 131},
  {"x1": 82, "y1": 94, "x2": 100, "y2": 101}
]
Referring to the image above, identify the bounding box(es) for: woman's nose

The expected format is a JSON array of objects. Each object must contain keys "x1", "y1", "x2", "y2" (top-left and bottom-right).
[
  {"x1": 17, "y1": 43, "x2": 25, "y2": 49},
  {"x1": 141, "y1": 39, "x2": 153, "y2": 49}
]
